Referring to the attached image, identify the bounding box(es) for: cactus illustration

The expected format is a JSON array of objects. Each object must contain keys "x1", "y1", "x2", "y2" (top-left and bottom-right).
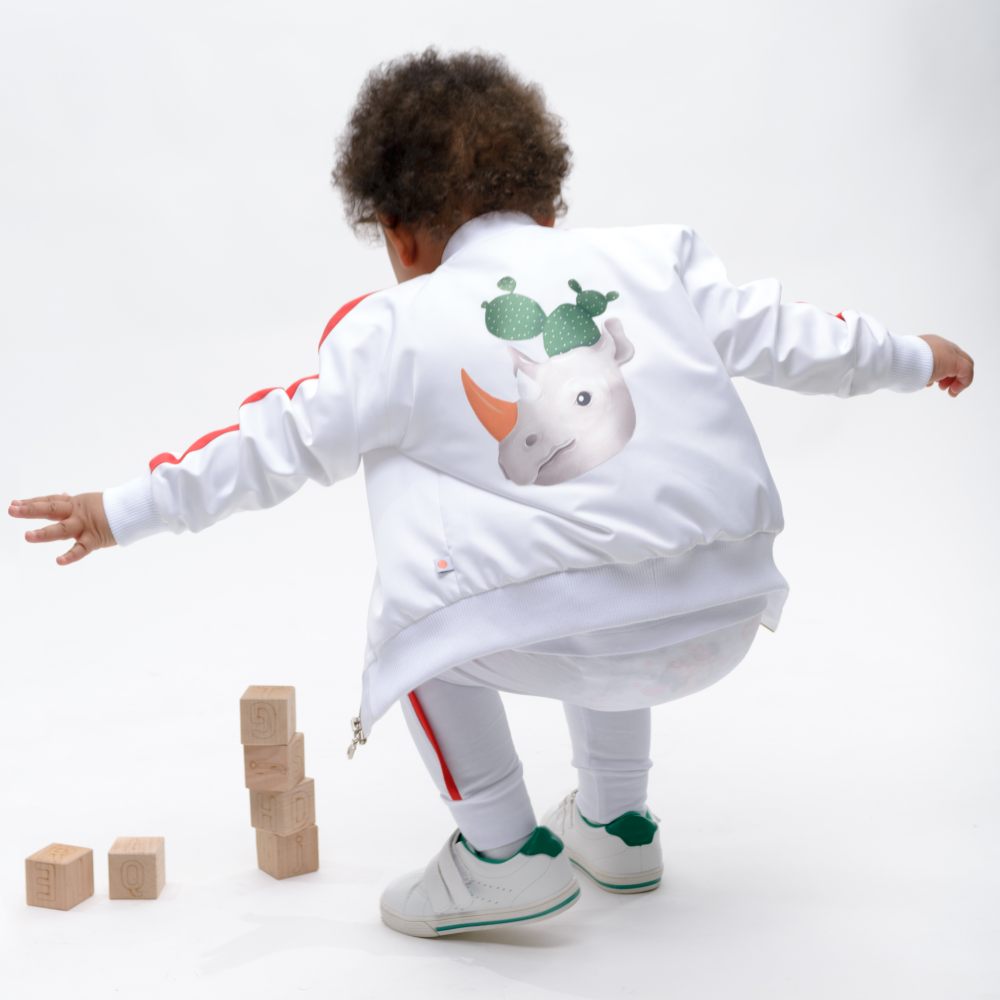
[
  {"x1": 541, "y1": 279, "x2": 620, "y2": 357},
  {"x1": 480, "y1": 275, "x2": 621, "y2": 357},
  {"x1": 481, "y1": 276, "x2": 546, "y2": 342}
]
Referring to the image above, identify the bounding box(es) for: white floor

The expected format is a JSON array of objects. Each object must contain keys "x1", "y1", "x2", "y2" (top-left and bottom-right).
[{"x1": 1, "y1": 507, "x2": 996, "y2": 999}]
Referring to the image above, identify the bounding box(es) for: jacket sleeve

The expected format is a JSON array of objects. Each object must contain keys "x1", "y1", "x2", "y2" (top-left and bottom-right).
[
  {"x1": 101, "y1": 290, "x2": 397, "y2": 547},
  {"x1": 675, "y1": 226, "x2": 934, "y2": 396}
]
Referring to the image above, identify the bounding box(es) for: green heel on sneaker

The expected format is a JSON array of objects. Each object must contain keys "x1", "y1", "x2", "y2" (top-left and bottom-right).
[{"x1": 542, "y1": 789, "x2": 663, "y2": 894}]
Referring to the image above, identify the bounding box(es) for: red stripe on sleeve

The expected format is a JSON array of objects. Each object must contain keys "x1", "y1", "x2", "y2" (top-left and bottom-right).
[
  {"x1": 147, "y1": 291, "x2": 376, "y2": 473},
  {"x1": 149, "y1": 424, "x2": 240, "y2": 472},
  {"x1": 793, "y1": 300, "x2": 847, "y2": 322},
  {"x1": 318, "y1": 290, "x2": 376, "y2": 350},
  {"x1": 407, "y1": 690, "x2": 462, "y2": 801}
]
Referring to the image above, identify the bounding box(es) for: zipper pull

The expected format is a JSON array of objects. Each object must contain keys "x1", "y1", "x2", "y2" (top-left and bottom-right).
[{"x1": 346, "y1": 715, "x2": 367, "y2": 759}]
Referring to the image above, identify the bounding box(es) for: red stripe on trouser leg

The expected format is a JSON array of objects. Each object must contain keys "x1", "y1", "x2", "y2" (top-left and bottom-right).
[{"x1": 407, "y1": 691, "x2": 462, "y2": 801}]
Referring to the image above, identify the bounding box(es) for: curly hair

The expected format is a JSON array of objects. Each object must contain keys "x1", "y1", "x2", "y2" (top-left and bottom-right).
[{"x1": 331, "y1": 47, "x2": 572, "y2": 245}]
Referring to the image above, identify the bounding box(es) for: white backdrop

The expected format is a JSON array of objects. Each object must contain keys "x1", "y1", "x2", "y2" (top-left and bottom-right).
[{"x1": 1, "y1": 1, "x2": 997, "y2": 997}]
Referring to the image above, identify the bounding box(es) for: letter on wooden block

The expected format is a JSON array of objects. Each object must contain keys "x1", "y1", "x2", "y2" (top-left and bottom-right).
[
  {"x1": 25, "y1": 843, "x2": 94, "y2": 910},
  {"x1": 240, "y1": 685, "x2": 296, "y2": 746},
  {"x1": 244, "y1": 731, "x2": 305, "y2": 791},
  {"x1": 250, "y1": 778, "x2": 315, "y2": 836},
  {"x1": 256, "y1": 824, "x2": 319, "y2": 879},
  {"x1": 108, "y1": 837, "x2": 166, "y2": 900}
]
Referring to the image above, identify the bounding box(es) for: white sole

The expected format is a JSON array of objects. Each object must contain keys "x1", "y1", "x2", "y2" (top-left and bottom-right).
[
  {"x1": 380, "y1": 879, "x2": 582, "y2": 938},
  {"x1": 568, "y1": 855, "x2": 663, "y2": 894}
]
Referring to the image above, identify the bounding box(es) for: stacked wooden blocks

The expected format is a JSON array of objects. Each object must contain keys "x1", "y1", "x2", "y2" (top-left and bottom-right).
[{"x1": 240, "y1": 685, "x2": 319, "y2": 879}]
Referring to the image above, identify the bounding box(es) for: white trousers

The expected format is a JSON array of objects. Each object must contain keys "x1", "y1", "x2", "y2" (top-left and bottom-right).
[
  {"x1": 401, "y1": 677, "x2": 652, "y2": 851},
  {"x1": 399, "y1": 612, "x2": 763, "y2": 852}
]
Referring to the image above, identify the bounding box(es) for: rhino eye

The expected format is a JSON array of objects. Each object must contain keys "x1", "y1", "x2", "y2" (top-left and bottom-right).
[{"x1": 575, "y1": 390, "x2": 592, "y2": 406}]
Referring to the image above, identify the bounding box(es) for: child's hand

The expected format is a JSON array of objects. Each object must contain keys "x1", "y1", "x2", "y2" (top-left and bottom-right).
[
  {"x1": 7, "y1": 492, "x2": 117, "y2": 566},
  {"x1": 918, "y1": 334, "x2": 975, "y2": 397}
]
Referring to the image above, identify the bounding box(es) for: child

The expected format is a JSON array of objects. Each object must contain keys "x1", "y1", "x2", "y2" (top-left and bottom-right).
[{"x1": 8, "y1": 47, "x2": 974, "y2": 939}]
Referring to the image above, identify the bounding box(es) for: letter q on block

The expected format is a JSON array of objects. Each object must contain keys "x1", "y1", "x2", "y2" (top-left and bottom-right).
[
  {"x1": 240, "y1": 686, "x2": 296, "y2": 746},
  {"x1": 108, "y1": 837, "x2": 166, "y2": 900}
]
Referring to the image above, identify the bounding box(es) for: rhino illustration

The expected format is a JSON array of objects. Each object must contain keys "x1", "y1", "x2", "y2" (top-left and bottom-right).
[{"x1": 461, "y1": 316, "x2": 637, "y2": 486}]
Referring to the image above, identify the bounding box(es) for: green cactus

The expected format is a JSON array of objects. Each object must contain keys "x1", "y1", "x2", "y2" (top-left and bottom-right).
[
  {"x1": 541, "y1": 279, "x2": 620, "y2": 357},
  {"x1": 479, "y1": 275, "x2": 620, "y2": 357},
  {"x1": 481, "y1": 276, "x2": 546, "y2": 342},
  {"x1": 568, "y1": 278, "x2": 619, "y2": 316}
]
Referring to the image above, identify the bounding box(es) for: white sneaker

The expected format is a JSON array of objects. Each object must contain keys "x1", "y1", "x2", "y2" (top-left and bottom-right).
[
  {"x1": 379, "y1": 825, "x2": 581, "y2": 938},
  {"x1": 541, "y1": 789, "x2": 663, "y2": 894}
]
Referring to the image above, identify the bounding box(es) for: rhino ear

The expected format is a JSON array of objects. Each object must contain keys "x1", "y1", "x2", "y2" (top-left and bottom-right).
[
  {"x1": 507, "y1": 344, "x2": 541, "y2": 376},
  {"x1": 600, "y1": 317, "x2": 635, "y2": 365},
  {"x1": 515, "y1": 365, "x2": 542, "y2": 401}
]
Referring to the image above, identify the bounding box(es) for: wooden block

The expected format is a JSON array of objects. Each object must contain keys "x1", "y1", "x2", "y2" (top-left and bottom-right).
[
  {"x1": 240, "y1": 685, "x2": 296, "y2": 746},
  {"x1": 108, "y1": 837, "x2": 166, "y2": 900},
  {"x1": 256, "y1": 824, "x2": 319, "y2": 879},
  {"x1": 244, "y1": 731, "x2": 305, "y2": 791},
  {"x1": 25, "y1": 843, "x2": 94, "y2": 911},
  {"x1": 250, "y1": 778, "x2": 315, "y2": 836}
]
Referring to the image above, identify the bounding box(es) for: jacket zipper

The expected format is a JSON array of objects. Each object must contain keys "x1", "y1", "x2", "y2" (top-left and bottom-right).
[{"x1": 346, "y1": 714, "x2": 367, "y2": 758}]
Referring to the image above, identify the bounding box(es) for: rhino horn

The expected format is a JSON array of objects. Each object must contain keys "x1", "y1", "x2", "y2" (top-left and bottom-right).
[{"x1": 461, "y1": 368, "x2": 518, "y2": 441}]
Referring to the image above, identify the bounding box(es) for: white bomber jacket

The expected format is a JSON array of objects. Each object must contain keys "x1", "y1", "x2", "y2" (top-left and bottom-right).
[{"x1": 101, "y1": 210, "x2": 934, "y2": 746}]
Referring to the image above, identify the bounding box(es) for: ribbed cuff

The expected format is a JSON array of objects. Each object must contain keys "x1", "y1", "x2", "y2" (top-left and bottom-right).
[
  {"x1": 887, "y1": 334, "x2": 934, "y2": 392},
  {"x1": 101, "y1": 472, "x2": 171, "y2": 547}
]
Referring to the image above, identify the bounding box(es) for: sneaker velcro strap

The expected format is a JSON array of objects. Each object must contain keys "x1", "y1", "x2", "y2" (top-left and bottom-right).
[
  {"x1": 422, "y1": 854, "x2": 452, "y2": 912},
  {"x1": 424, "y1": 836, "x2": 474, "y2": 911}
]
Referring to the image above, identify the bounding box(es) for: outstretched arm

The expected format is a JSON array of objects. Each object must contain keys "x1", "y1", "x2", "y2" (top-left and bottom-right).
[
  {"x1": 9, "y1": 290, "x2": 400, "y2": 565},
  {"x1": 676, "y1": 226, "x2": 973, "y2": 398}
]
